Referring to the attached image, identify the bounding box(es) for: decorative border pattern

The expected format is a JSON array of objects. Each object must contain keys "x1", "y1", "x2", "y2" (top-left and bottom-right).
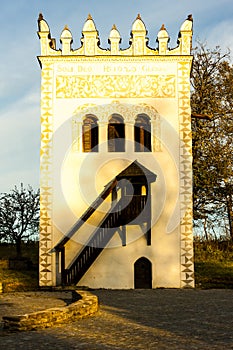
[
  {"x1": 39, "y1": 62, "x2": 54, "y2": 287},
  {"x1": 40, "y1": 55, "x2": 193, "y2": 64},
  {"x1": 56, "y1": 75, "x2": 176, "y2": 99},
  {"x1": 178, "y1": 61, "x2": 195, "y2": 288}
]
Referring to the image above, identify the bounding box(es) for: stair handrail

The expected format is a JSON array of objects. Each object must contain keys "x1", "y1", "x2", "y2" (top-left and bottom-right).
[
  {"x1": 65, "y1": 198, "x2": 123, "y2": 271},
  {"x1": 52, "y1": 178, "x2": 118, "y2": 252}
]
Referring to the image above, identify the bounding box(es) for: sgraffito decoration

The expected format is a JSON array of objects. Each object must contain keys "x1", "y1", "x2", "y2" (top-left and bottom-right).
[
  {"x1": 39, "y1": 62, "x2": 53, "y2": 286},
  {"x1": 56, "y1": 75, "x2": 176, "y2": 99},
  {"x1": 178, "y1": 61, "x2": 194, "y2": 288}
]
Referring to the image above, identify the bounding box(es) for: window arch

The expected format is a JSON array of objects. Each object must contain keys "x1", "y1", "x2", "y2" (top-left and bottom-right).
[
  {"x1": 108, "y1": 114, "x2": 125, "y2": 152},
  {"x1": 134, "y1": 114, "x2": 151, "y2": 152},
  {"x1": 82, "y1": 115, "x2": 98, "y2": 152}
]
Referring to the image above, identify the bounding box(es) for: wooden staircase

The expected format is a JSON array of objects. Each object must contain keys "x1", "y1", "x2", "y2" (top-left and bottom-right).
[
  {"x1": 53, "y1": 160, "x2": 156, "y2": 286},
  {"x1": 63, "y1": 199, "x2": 123, "y2": 285}
]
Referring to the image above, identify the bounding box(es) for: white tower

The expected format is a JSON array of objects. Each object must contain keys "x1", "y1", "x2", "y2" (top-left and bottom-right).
[{"x1": 37, "y1": 14, "x2": 194, "y2": 289}]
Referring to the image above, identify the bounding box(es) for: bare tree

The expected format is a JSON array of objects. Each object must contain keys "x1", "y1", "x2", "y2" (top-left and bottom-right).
[{"x1": 0, "y1": 184, "x2": 40, "y2": 256}]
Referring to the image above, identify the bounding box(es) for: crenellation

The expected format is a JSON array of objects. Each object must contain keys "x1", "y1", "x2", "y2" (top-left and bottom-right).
[
  {"x1": 37, "y1": 13, "x2": 193, "y2": 57},
  {"x1": 80, "y1": 14, "x2": 100, "y2": 56},
  {"x1": 60, "y1": 26, "x2": 73, "y2": 55},
  {"x1": 109, "y1": 25, "x2": 121, "y2": 55},
  {"x1": 177, "y1": 15, "x2": 193, "y2": 55},
  {"x1": 157, "y1": 24, "x2": 169, "y2": 55},
  {"x1": 129, "y1": 14, "x2": 148, "y2": 55}
]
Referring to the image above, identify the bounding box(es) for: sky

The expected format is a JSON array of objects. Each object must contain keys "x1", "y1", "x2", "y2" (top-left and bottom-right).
[{"x1": 0, "y1": 0, "x2": 233, "y2": 193}]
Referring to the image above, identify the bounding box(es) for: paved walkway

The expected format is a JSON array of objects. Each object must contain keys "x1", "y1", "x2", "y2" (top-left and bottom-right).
[{"x1": 0, "y1": 289, "x2": 233, "y2": 349}]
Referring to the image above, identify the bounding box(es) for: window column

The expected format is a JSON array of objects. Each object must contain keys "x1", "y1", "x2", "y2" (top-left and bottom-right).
[{"x1": 98, "y1": 120, "x2": 107, "y2": 152}]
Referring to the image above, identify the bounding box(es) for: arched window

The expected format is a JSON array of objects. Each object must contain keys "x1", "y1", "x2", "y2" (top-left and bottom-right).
[
  {"x1": 108, "y1": 114, "x2": 125, "y2": 152},
  {"x1": 134, "y1": 114, "x2": 151, "y2": 152},
  {"x1": 141, "y1": 185, "x2": 147, "y2": 196},
  {"x1": 82, "y1": 115, "x2": 98, "y2": 152}
]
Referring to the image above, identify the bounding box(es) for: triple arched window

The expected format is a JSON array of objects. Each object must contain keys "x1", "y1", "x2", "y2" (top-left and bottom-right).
[{"x1": 82, "y1": 113, "x2": 151, "y2": 152}]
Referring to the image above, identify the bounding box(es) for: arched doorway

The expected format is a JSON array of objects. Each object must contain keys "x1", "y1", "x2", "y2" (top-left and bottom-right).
[{"x1": 134, "y1": 257, "x2": 152, "y2": 289}]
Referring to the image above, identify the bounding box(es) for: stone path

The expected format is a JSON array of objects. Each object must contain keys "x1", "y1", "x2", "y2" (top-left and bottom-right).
[{"x1": 0, "y1": 289, "x2": 233, "y2": 349}]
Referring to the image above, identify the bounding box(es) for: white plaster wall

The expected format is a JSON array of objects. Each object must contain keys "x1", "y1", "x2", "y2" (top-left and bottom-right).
[
  {"x1": 77, "y1": 225, "x2": 181, "y2": 289},
  {"x1": 48, "y1": 59, "x2": 184, "y2": 288}
]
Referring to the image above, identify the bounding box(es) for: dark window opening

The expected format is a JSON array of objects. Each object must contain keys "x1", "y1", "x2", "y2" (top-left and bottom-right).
[
  {"x1": 134, "y1": 114, "x2": 151, "y2": 152},
  {"x1": 82, "y1": 116, "x2": 99, "y2": 152},
  {"x1": 108, "y1": 115, "x2": 125, "y2": 152}
]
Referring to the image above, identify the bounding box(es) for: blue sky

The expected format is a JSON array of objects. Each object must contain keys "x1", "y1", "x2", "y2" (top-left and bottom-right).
[{"x1": 0, "y1": 0, "x2": 233, "y2": 193}]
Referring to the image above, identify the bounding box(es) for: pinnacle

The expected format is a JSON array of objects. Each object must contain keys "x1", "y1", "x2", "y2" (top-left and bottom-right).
[{"x1": 187, "y1": 14, "x2": 193, "y2": 21}]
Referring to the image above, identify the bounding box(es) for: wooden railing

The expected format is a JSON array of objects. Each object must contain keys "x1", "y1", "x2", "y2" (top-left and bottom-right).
[
  {"x1": 63, "y1": 200, "x2": 122, "y2": 285},
  {"x1": 120, "y1": 195, "x2": 148, "y2": 224},
  {"x1": 53, "y1": 179, "x2": 117, "y2": 252}
]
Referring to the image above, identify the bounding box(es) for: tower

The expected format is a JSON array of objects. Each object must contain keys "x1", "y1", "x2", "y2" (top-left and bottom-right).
[{"x1": 37, "y1": 13, "x2": 194, "y2": 288}]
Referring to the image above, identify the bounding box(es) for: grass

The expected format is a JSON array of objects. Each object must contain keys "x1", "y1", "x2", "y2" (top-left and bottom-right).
[
  {"x1": 194, "y1": 239, "x2": 233, "y2": 289},
  {"x1": 0, "y1": 260, "x2": 38, "y2": 292},
  {"x1": 0, "y1": 240, "x2": 232, "y2": 291},
  {"x1": 0, "y1": 242, "x2": 39, "y2": 292}
]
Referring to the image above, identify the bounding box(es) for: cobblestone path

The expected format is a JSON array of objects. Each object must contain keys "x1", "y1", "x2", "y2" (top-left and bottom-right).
[{"x1": 0, "y1": 289, "x2": 233, "y2": 349}]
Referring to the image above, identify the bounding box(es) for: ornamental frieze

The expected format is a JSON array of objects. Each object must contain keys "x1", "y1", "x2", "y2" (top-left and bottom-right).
[{"x1": 56, "y1": 74, "x2": 176, "y2": 99}]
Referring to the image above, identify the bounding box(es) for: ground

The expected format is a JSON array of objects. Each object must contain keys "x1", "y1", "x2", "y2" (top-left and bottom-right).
[{"x1": 0, "y1": 289, "x2": 232, "y2": 349}]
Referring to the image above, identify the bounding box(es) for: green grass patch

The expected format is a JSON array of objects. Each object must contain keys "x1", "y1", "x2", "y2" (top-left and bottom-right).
[{"x1": 194, "y1": 240, "x2": 233, "y2": 289}]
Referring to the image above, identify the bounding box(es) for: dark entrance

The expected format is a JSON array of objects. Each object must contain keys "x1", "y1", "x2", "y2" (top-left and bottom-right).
[{"x1": 134, "y1": 257, "x2": 152, "y2": 289}]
